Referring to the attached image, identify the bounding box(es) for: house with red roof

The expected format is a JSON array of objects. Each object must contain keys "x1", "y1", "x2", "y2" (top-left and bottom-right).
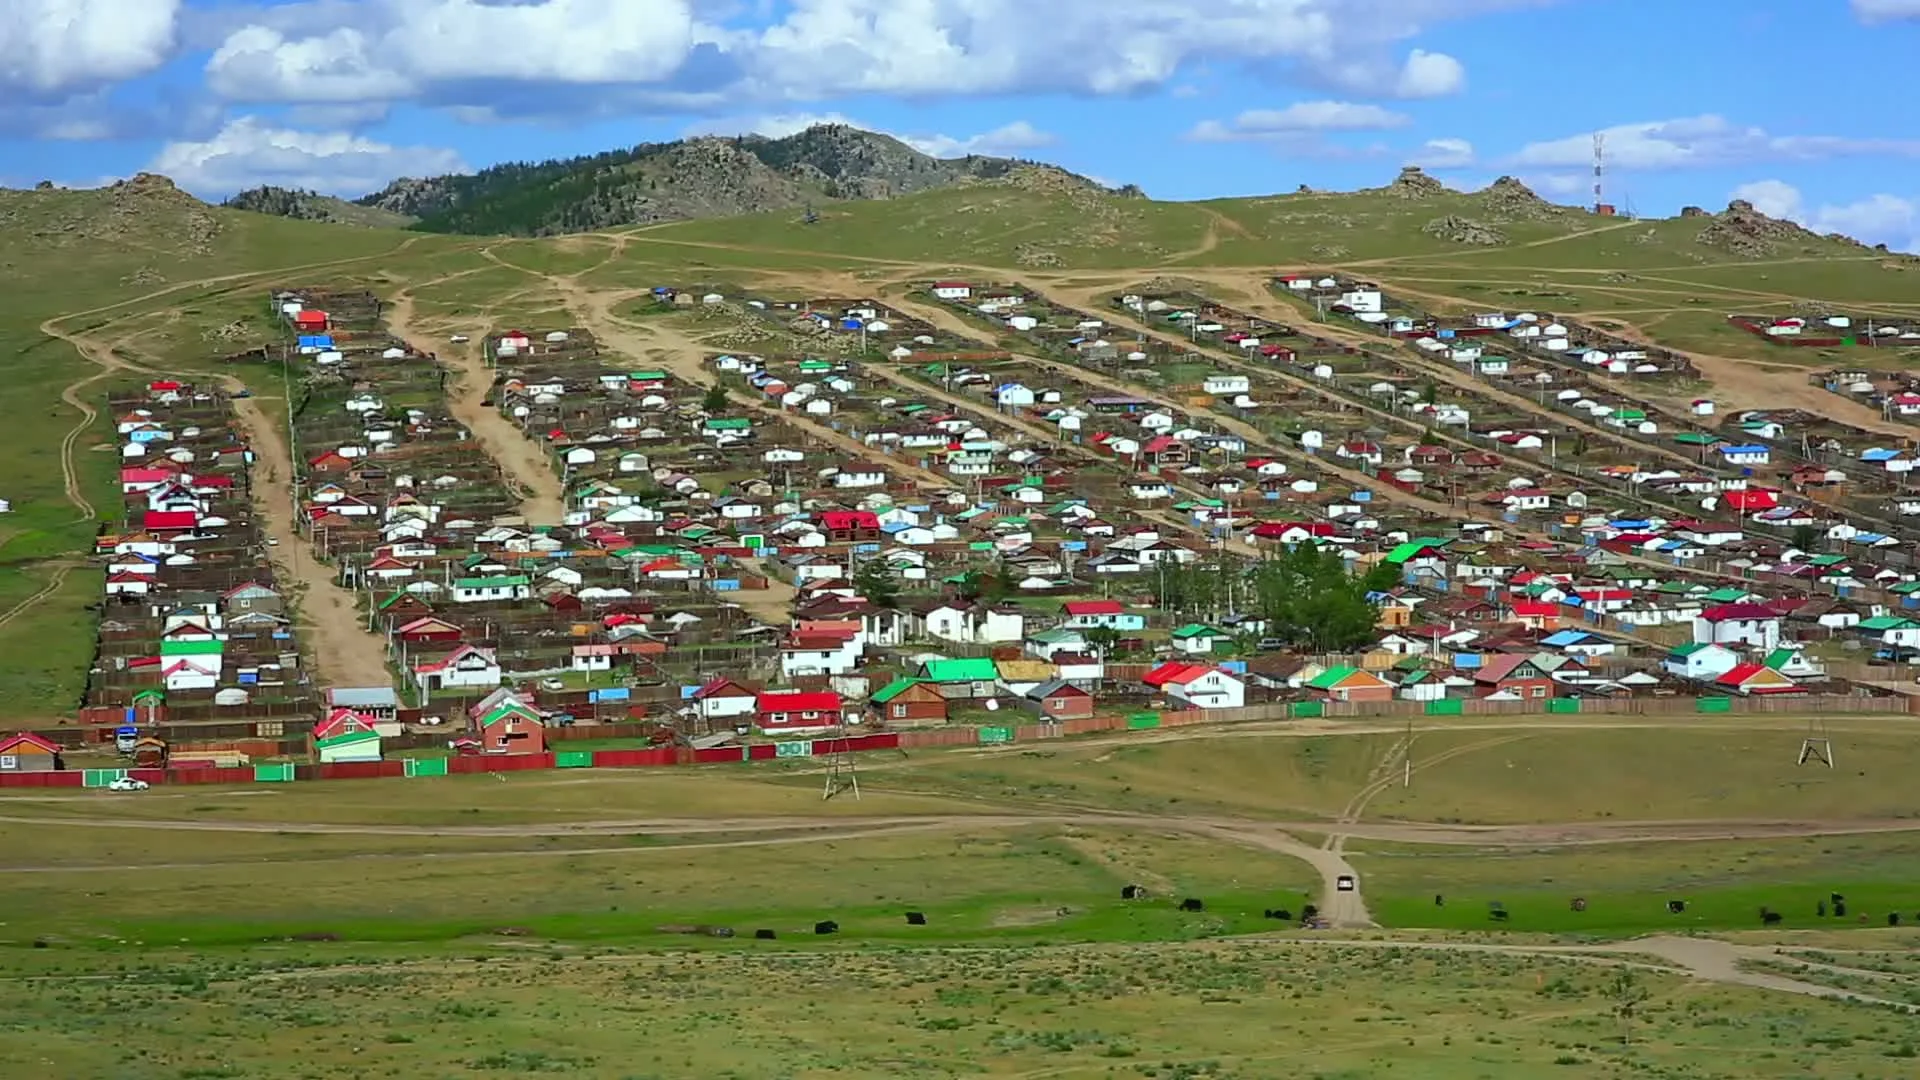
[
  {"x1": 1060, "y1": 599, "x2": 1145, "y2": 631},
  {"x1": 1723, "y1": 488, "x2": 1780, "y2": 514},
  {"x1": 0, "y1": 732, "x2": 61, "y2": 773},
  {"x1": 692, "y1": 677, "x2": 759, "y2": 726},
  {"x1": 1714, "y1": 663, "x2": 1799, "y2": 695},
  {"x1": 1143, "y1": 662, "x2": 1246, "y2": 710},
  {"x1": 819, "y1": 509, "x2": 881, "y2": 543},
  {"x1": 755, "y1": 689, "x2": 846, "y2": 735},
  {"x1": 395, "y1": 616, "x2": 464, "y2": 645},
  {"x1": 930, "y1": 282, "x2": 973, "y2": 300},
  {"x1": 412, "y1": 644, "x2": 502, "y2": 695},
  {"x1": 1693, "y1": 603, "x2": 1782, "y2": 651},
  {"x1": 314, "y1": 708, "x2": 380, "y2": 742},
  {"x1": 1506, "y1": 599, "x2": 1562, "y2": 631},
  {"x1": 141, "y1": 509, "x2": 198, "y2": 532},
  {"x1": 1471, "y1": 653, "x2": 1556, "y2": 700},
  {"x1": 780, "y1": 628, "x2": 862, "y2": 678},
  {"x1": 1249, "y1": 521, "x2": 1338, "y2": 545},
  {"x1": 293, "y1": 309, "x2": 329, "y2": 331}
]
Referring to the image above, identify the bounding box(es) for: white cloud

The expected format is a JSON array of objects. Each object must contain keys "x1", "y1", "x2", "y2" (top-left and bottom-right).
[
  {"x1": 1408, "y1": 137, "x2": 1475, "y2": 168},
  {"x1": 148, "y1": 116, "x2": 469, "y2": 198},
  {"x1": 1512, "y1": 115, "x2": 1920, "y2": 170},
  {"x1": 1729, "y1": 180, "x2": 1919, "y2": 252},
  {"x1": 202, "y1": 0, "x2": 1525, "y2": 111},
  {"x1": 902, "y1": 121, "x2": 1058, "y2": 158},
  {"x1": 1394, "y1": 49, "x2": 1466, "y2": 97},
  {"x1": 689, "y1": 114, "x2": 1057, "y2": 158},
  {"x1": 1853, "y1": 0, "x2": 1920, "y2": 21},
  {"x1": 1189, "y1": 101, "x2": 1411, "y2": 141},
  {"x1": 0, "y1": 0, "x2": 180, "y2": 96}
]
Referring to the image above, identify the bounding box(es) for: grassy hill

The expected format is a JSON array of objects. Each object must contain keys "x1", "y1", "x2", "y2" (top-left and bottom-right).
[
  {"x1": 346, "y1": 123, "x2": 1135, "y2": 237},
  {"x1": 223, "y1": 185, "x2": 417, "y2": 228}
]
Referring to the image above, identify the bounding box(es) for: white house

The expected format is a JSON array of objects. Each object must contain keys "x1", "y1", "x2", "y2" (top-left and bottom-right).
[
  {"x1": 1147, "y1": 664, "x2": 1246, "y2": 710},
  {"x1": 691, "y1": 678, "x2": 758, "y2": 725},
  {"x1": 413, "y1": 645, "x2": 502, "y2": 694},
  {"x1": 1692, "y1": 603, "x2": 1782, "y2": 651},
  {"x1": 1663, "y1": 642, "x2": 1741, "y2": 681},
  {"x1": 931, "y1": 282, "x2": 972, "y2": 301},
  {"x1": 1203, "y1": 374, "x2": 1251, "y2": 396}
]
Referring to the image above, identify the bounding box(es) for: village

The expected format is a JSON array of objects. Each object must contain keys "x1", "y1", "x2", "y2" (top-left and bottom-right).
[{"x1": 8, "y1": 269, "x2": 1920, "y2": 786}]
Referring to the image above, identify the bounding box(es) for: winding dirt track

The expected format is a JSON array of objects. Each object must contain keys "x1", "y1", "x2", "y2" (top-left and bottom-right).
[{"x1": 384, "y1": 281, "x2": 569, "y2": 524}]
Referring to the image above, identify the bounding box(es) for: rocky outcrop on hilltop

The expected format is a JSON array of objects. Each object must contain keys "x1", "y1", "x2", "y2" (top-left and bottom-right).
[
  {"x1": 1479, "y1": 175, "x2": 1562, "y2": 220},
  {"x1": 1695, "y1": 198, "x2": 1846, "y2": 257},
  {"x1": 1423, "y1": 214, "x2": 1506, "y2": 245},
  {"x1": 1382, "y1": 166, "x2": 1448, "y2": 199}
]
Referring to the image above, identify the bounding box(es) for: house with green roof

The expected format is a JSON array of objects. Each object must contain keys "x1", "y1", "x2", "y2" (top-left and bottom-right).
[
  {"x1": 1857, "y1": 615, "x2": 1920, "y2": 650},
  {"x1": 1171, "y1": 623, "x2": 1233, "y2": 655},
  {"x1": 1304, "y1": 665, "x2": 1393, "y2": 702},
  {"x1": 451, "y1": 574, "x2": 532, "y2": 604},
  {"x1": 703, "y1": 417, "x2": 752, "y2": 434},
  {"x1": 1762, "y1": 648, "x2": 1826, "y2": 680},
  {"x1": 868, "y1": 677, "x2": 948, "y2": 725},
  {"x1": 917, "y1": 657, "x2": 999, "y2": 700}
]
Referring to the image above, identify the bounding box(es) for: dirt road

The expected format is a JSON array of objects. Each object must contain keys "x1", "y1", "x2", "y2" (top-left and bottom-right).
[
  {"x1": 40, "y1": 305, "x2": 392, "y2": 690},
  {"x1": 226, "y1": 392, "x2": 394, "y2": 688},
  {"x1": 384, "y1": 288, "x2": 569, "y2": 523}
]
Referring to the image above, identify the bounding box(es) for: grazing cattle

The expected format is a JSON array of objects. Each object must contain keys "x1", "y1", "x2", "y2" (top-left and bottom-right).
[
  {"x1": 1179, "y1": 898, "x2": 1205, "y2": 912},
  {"x1": 1569, "y1": 897, "x2": 1588, "y2": 912},
  {"x1": 1489, "y1": 910, "x2": 1510, "y2": 922},
  {"x1": 905, "y1": 912, "x2": 927, "y2": 925},
  {"x1": 1892, "y1": 913, "x2": 1903, "y2": 927},
  {"x1": 1666, "y1": 900, "x2": 1687, "y2": 914},
  {"x1": 1121, "y1": 885, "x2": 1147, "y2": 900},
  {"x1": 1301, "y1": 904, "x2": 1319, "y2": 921},
  {"x1": 1817, "y1": 901, "x2": 1827, "y2": 917},
  {"x1": 754, "y1": 929, "x2": 776, "y2": 940},
  {"x1": 1434, "y1": 894, "x2": 1445, "y2": 907},
  {"x1": 1834, "y1": 901, "x2": 1848, "y2": 918},
  {"x1": 1831, "y1": 892, "x2": 1846, "y2": 905},
  {"x1": 1759, "y1": 908, "x2": 1783, "y2": 926},
  {"x1": 814, "y1": 920, "x2": 839, "y2": 935}
]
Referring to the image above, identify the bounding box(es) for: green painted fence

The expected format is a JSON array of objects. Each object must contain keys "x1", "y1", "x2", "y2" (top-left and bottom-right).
[
  {"x1": 775, "y1": 740, "x2": 813, "y2": 758},
  {"x1": 253, "y1": 762, "x2": 295, "y2": 783},
  {"x1": 404, "y1": 757, "x2": 449, "y2": 778},
  {"x1": 81, "y1": 769, "x2": 126, "y2": 788},
  {"x1": 1425, "y1": 699, "x2": 1464, "y2": 716},
  {"x1": 1547, "y1": 698, "x2": 1581, "y2": 714},
  {"x1": 556, "y1": 750, "x2": 595, "y2": 769},
  {"x1": 977, "y1": 726, "x2": 1015, "y2": 745},
  {"x1": 1289, "y1": 701, "x2": 1324, "y2": 719},
  {"x1": 1696, "y1": 697, "x2": 1734, "y2": 713},
  {"x1": 1126, "y1": 712, "x2": 1161, "y2": 730}
]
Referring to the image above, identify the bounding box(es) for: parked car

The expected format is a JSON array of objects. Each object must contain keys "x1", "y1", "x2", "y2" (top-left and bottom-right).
[
  {"x1": 540, "y1": 678, "x2": 566, "y2": 692},
  {"x1": 107, "y1": 777, "x2": 149, "y2": 792},
  {"x1": 1335, "y1": 874, "x2": 1357, "y2": 892}
]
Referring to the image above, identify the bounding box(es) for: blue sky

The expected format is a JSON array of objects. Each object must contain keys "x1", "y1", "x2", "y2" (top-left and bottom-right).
[{"x1": 4, "y1": 0, "x2": 1918, "y2": 248}]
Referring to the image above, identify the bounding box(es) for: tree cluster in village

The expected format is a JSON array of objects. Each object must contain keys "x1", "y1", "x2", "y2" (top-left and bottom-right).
[{"x1": 1149, "y1": 545, "x2": 1395, "y2": 653}]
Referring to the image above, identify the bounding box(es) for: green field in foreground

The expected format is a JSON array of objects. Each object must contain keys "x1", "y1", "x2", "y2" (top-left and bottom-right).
[
  {"x1": 1356, "y1": 832, "x2": 1920, "y2": 935},
  {"x1": 0, "y1": 824, "x2": 1316, "y2": 948},
  {"x1": 873, "y1": 720, "x2": 1920, "y2": 824},
  {"x1": 7, "y1": 940, "x2": 1919, "y2": 1079}
]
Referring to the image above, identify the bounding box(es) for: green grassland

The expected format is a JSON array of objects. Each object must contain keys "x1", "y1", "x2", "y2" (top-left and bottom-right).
[
  {"x1": 1355, "y1": 832, "x2": 1920, "y2": 935},
  {"x1": 16, "y1": 940, "x2": 1920, "y2": 1080},
  {"x1": 866, "y1": 720, "x2": 1920, "y2": 824},
  {"x1": 8, "y1": 727, "x2": 1920, "y2": 1075}
]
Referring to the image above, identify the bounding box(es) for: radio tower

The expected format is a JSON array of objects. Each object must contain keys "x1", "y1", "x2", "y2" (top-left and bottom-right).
[{"x1": 1592, "y1": 133, "x2": 1614, "y2": 217}]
